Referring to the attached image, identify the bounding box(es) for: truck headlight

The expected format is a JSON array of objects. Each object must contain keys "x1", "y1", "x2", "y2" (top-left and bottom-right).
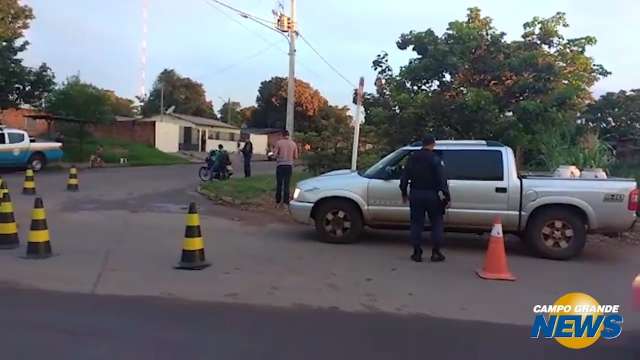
[{"x1": 293, "y1": 188, "x2": 301, "y2": 200}]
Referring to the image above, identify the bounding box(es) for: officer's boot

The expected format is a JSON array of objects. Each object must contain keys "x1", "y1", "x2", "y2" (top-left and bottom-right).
[
  {"x1": 431, "y1": 248, "x2": 445, "y2": 262},
  {"x1": 411, "y1": 246, "x2": 423, "y2": 262}
]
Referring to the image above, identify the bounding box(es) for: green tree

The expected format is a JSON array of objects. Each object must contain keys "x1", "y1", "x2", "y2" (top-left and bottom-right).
[
  {"x1": 142, "y1": 69, "x2": 216, "y2": 118},
  {"x1": 47, "y1": 76, "x2": 114, "y2": 123},
  {"x1": 239, "y1": 106, "x2": 256, "y2": 127},
  {"x1": 47, "y1": 76, "x2": 116, "y2": 151},
  {"x1": 0, "y1": 0, "x2": 33, "y2": 40},
  {"x1": 251, "y1": 76, "x2": 328, "y2": 131},
  {"x1": 363, "y1": 8, "x2": 608, "y2": 161},
  {"x1": 0, "y1": 0, "x2": 56, "y2": 109},
  {"x1": 104, "y1": 90, "x2": 136, "y2": 117},
  {"x1": 297, "y1": 106, "x2": 354, "y2": 174},
  {"x1": 218, "y1": 100, "x2": 243, "y2": 126},
  {"x1": 582, "y1": 90, "x2": 640, "y2": 140}
]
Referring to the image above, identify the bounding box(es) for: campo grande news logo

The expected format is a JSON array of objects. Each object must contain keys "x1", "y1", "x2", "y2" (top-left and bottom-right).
[{"x1": 530, "y1": 292, "x2": 623, "y2": 349}]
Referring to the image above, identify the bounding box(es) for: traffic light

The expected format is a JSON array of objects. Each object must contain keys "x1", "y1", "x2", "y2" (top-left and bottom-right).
[{"x1": 276, "y1": 14, "x2": 293, "y2": 32}]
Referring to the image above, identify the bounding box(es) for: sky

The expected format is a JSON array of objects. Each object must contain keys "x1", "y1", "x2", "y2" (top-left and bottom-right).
[{"x1": 21, "y1": 0, "x2": 640, "y2": 111}]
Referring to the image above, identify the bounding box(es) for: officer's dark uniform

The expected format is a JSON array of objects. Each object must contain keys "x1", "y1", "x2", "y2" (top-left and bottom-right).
[{"x1": 399, "y1": 137, "x2": 450, "y2": 262}]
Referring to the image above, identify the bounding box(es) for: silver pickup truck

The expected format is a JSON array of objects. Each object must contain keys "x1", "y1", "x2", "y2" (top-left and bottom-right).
[{"x1": 290, "y1": 141, "x2": 638, "y2": 259}]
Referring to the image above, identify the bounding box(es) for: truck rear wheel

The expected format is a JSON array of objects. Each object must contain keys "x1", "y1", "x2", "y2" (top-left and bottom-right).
[
  {"x1": 525, "y1": 208, "x2": 586, "y2": 260},
  {"x1": 28, "y1": 153, "x2": 46, "y2": 172},
  {"x1": 314, "y1": 199, "x2": 363, "y2": 244}
]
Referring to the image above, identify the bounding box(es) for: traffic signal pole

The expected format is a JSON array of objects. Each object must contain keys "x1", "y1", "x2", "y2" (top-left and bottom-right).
[{"x1": 351, "y1": 77, "x2": 364, "y2": 171}]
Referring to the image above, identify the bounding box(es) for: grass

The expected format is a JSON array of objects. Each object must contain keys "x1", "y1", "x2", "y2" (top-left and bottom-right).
[
  {"x1": 200, "y1": 172, "x2": 312, "y2": 205},
  {"x1": 62, "y1": 138, "x2": 189, "y2": 166}
]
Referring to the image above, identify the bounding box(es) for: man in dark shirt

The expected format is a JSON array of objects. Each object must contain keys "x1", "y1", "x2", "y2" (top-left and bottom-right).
[
  {"x1": 400, "y1": 135, "x2": 450, "y2": 262},
  {"x1": 241, "y1": 140, "x2": 253, "y2": 177}
]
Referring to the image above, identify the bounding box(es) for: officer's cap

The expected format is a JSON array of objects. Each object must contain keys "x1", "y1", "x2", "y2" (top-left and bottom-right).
[{"x1": 422, "y1": 135, "x2": 436, "y2": 146}]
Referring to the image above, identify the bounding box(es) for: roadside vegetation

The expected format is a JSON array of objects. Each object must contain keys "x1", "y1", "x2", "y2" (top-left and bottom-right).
[
  {"x1": 62, "y1": 138, "x2": 188, "y2": 166},
  {"x1": 200, "y1": 172, "x2": 311, "y2": 206}
]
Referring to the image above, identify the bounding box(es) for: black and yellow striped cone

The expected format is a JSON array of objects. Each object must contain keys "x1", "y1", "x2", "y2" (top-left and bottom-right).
[
  {"x1": 22, "y1": 166, "x2": 36, "y2": 195},
  {"x1": 0, "y1": 179, "x2": 19, "y2": 249},
  {"x1": 67, "y1": 165, "x2": 79, "y2": 191},
  {"x1": 26, "y1": 197, "x2": 52, "y2": 259},
  {"x1": 175, "y1": 202, "x2": 210, "y2": 270}
]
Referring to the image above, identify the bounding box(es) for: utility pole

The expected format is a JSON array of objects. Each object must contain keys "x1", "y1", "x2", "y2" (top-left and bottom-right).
[
  {"x1": 351, "y1": 77, "x2": 364, "y2": 171},
  {"x1": 227, "y1": 98, "x2": 232, "y2": 124},
  {"x1": 285, "y1": 0, "x2": 296, "y2": 138},
  {"x1": 160, "y1": 85, "x2": 164, "y2": 118}
]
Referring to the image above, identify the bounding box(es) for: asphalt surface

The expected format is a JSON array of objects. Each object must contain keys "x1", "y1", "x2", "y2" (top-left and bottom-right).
[
  {"x1": 0, "y1": 163, "x2": 638, "y2": 359},
  {"x1": 0, "y1": 286, "x2": 637, "y2": 360}
]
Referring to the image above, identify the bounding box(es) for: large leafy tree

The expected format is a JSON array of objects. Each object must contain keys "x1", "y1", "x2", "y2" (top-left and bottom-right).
[
  {"x1": 251, "y1": 76, "x2": 328, "y2": 131},
  {"x1": 0, "y1": 0, "x2": 33, "y2": 39},
  {"x1": 104, "y1": 90, "x2": 136, "y2": 117},
  {"x1": 0, "y1": 0, "x2": 56, "y2": 109},
  {"x1": 142, "y1": 69, "x2": 216, "y2": 118},
  {"x1": 297, "y1": 105, "x2": 354, "y2": 174},
  {"x1": 239, "y1": 106, "x2": 256, "y2": 127},
  {"x1": 218, "y1": 100, "x2": 243, "y2": 126},
  {"x1": 364, "y1": 8, "x2": 608, "y2": 160},
  {"x1": 47, "y1": 76, "x2": 114, "y2": 123},
  {"x1": 582, "y1": 90, "x2": 640, "y2": 140}
]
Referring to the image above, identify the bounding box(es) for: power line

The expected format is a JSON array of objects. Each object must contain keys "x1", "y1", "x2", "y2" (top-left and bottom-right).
[
  {"x1": 297, "y1": 32, "x2": 356, "y2": 88},
  {"x1": 200, "y1": 0, "x2": 324, "y2": 81},
  {"x1": 207, "y1": 41, "x2": 281, "y2": 78},
  {"x1": 201, "y1": 0, "x2": 288, "y2": 50},
  {"x1": 200, "y1": 0, "x2": 340, "y2": 92},
  {"x1": 205, "y1": 0, "x2": 275, "y2": 27}
]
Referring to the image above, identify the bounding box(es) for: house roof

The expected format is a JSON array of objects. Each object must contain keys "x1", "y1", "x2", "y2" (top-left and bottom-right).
[
  {"x1": 141, "y1": 113, "x2": 238, "y2": 130},
  {"x1": 171, "y1": 113, "x2": 238, "y2": 129},
  {"x1": 241, "y1": 127, "x2": 283, "y2": 134},
  {"x1": 115, "y1": 115, "x2": 140, "y2": 122}
]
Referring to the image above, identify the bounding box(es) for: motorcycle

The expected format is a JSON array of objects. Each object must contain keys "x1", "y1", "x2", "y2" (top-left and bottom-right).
[{"x1": 199, "y1": 155, "x2": 233, "y2": 181}]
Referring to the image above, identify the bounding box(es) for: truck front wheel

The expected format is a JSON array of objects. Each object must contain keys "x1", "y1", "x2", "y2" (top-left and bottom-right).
[
  {"x1": 314, "y1": 199, "x2": 363, "y2": 244},
  {"x1": 525, "y1": 208, "x2": 587, "y2": 260}
]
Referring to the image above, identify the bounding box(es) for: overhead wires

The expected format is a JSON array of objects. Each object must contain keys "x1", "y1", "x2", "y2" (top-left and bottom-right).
[{"x1": 297, "y1": 32, "x2": 356, "y2": 88}]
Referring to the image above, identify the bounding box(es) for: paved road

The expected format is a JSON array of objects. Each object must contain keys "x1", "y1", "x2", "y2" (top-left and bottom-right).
[
  {"x1": 0, "y1": 286, "x2": 636, "y2": 360},
  {"x1": 0, "y1": 165, "x2": 638, "y2": 358}
]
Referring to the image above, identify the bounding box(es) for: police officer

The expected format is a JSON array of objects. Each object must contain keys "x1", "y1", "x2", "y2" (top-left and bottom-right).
[{"x1": 400, "y1": 135, "x2": 450, "y2": 262}]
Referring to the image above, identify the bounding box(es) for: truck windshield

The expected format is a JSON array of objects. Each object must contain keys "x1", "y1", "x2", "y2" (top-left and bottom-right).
[{"x1": 361, "y1": 149, "x2": 410, "y2": 179}]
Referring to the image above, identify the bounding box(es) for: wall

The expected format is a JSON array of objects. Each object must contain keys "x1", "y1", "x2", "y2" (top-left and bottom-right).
[
  {"x1": 205, "y1": 128, "x2": 242, "y2": 153},
  {"x1": 266, "y1": 133, "x2": 284, "y2": 151},
  {"x1": 90, "y1": 121, "x2": 155, "y2": 146},
  {"x1": 206, "y1": 139, "x2": 240, "y2": 153},
  {"x1": 249, "y1": 134, "x2": 269, "y2": 155},
  {"x1": 155, "y1": 121, "x2": 180, "y2": 153},
  {"x1": 0, "y1": 108, "x2": 51, "y2": 136}
]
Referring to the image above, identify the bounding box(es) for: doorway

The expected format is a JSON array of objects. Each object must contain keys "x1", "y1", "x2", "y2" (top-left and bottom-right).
[{"x1": 200, "y1": 130, "x2": 207, "y2": 152}]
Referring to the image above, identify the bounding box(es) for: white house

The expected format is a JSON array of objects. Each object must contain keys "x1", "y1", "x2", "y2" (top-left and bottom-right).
[{"x1": 140, "y1": 113, "x2": 243, "y2": 153}]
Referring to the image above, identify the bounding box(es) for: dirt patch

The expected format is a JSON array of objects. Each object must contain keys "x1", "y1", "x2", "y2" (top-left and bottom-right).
[
  {"x1": 197, "y1": 186, "x2": 295, "y2": 226},
  {"x1": 589, "y1": 223, "x2": 640, "y2": 246}
]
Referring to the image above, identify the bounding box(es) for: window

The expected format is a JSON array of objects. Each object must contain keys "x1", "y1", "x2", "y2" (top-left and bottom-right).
[
  {"x1": 362, "y1": 149, "x2": 410, "y2": 179},
  {"x1": 215, "y1": 132, "x2": 234, "y2": 141},
  {"x1": 0, "y1": 132, "x2": 6, "y2": 145},
  {"x1": 438, "y1": 150, "x2": 504, "y2": 181},
  {"x1": 8, "y1": 132, "x2": 25, "y2": 144}
]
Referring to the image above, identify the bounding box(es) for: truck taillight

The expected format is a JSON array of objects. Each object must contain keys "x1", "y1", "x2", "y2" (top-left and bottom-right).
[{"x1": 629, "y1": 188, "x2": 639, "y2": 212}]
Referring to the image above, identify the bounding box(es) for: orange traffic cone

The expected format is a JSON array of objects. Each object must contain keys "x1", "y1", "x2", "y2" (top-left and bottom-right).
[
  {"x1": 633, "y1": 274, "x2": 640, "y2": 310},
  {"x1": 476, "y1": 217, "x2": 516, "y2": 281}
]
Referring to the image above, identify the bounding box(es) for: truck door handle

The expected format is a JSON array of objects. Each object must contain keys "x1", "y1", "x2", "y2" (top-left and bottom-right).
[{"x1": 495, "y1": 187, "x2": 507, "y2": 193}]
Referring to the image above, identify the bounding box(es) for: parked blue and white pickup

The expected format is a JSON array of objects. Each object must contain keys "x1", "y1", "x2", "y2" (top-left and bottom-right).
[{"x1": 0, "y1": 127, "x2": 63, "y2": 171}]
